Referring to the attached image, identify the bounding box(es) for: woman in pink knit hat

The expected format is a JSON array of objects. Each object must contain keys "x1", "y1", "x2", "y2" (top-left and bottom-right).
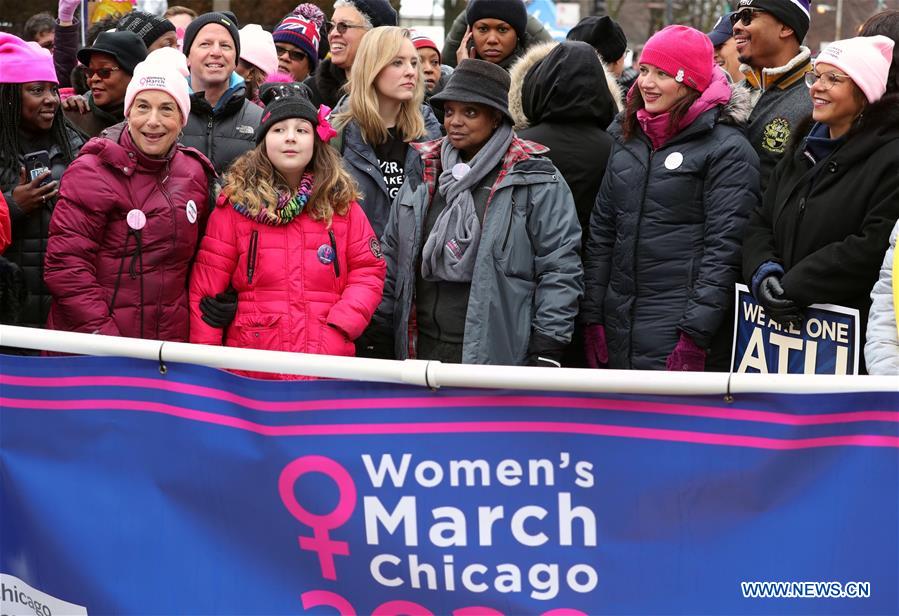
[
  {"x1": 44, "y1": 48, "x2": 215, "y2": 342},
  {"x1": 582, "y1": 25, "x2": 761, "y2": 372},
  {"x1": 743, "y1": 35, "x2": 899, "y2": 373},
  {"x1": 0, "y1": 32, "x2": 85, "y2": 330}
]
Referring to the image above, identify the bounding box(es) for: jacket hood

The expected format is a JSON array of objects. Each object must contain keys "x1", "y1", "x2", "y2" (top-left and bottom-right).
[{"x1": 509, "y1": 41, "x2": 621, "y2": 130}]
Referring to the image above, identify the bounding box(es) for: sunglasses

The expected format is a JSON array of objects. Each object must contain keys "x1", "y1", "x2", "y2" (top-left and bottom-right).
[
  {"x1": 275, "y1": 45, "x2": 307, "y2": 63},
  {"x1": 729, "y1": 8, "x2": 766, "y2": 26},
  {"x1": 325, "y1": 20, "x2": 367, "y2": 35},
  {"x1": 804, "y1": 70, "x2": 852, "y2": 90},
  {"x1": 82, "y1": 66, "x2": 121, "y2": 79}
]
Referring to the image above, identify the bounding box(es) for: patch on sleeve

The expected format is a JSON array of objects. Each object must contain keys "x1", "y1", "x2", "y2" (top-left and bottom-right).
[{"x1": 370, "y1": 237, "x2": 383, "y2": 259}]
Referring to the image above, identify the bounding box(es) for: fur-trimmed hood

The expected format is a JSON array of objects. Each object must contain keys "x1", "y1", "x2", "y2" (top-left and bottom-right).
[
  {"x1": 508, "y1": 41, "x2": 622, "y2": 130},
  {"x1": 720, "y1": 79, "x2": 753, "y2": 127}
]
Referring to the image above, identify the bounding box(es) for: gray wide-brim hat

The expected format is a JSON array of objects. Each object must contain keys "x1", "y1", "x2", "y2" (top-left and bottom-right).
[{"x1": 429, "y1": 58, "x2": 512, "y2": 121}]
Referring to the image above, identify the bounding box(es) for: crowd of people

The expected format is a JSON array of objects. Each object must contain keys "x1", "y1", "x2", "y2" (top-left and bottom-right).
[{"x1": 1, "y1": 0, "x2": 898, "y2": 376}]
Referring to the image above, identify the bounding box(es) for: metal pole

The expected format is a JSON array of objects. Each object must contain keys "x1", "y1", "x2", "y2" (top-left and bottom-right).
[
  {"x1": 835, "y1": 0, "x2": 843, "y2": 40},
  {"x1": 665, "y1": 0, "x2": 674, "y2": 25}
]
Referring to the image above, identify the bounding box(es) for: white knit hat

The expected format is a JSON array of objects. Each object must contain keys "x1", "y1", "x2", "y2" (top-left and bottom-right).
[
  {"x1": 815, "y1": 35, "x2": 895, "y2": 104},
  {"x1": 124, "y1": 47, "x2": 192, "y2": 127},
  {"x1": 239, "y1": 24, "x2": 278, "y2": 78}
]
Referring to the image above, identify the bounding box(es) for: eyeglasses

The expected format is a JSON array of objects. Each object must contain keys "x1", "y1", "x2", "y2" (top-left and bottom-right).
[
  {"x1": 82, "y1": 66, "x2": 121, "y2": 79},
  {"x1": 275, "y1": 45, "x2": 308, "y2": 63},
  {"x1": 325, "y1": 20, "x2": 367, "y2": 35},
  {"x1": 804, "y1": 70, "x2": 852, "y2": 90},
  {"x1": 729, "y1": 8, "x2": 766, "y2": 26}
]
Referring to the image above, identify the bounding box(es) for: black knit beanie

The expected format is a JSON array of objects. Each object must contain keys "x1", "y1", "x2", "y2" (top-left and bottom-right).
[
  {"x1": 566, "y1": 15, "x2": 628, "y2": 63},
  {"x1": 736, "y1": 0, "x2": 811, "y2": 43},
  {"x1": 466, "y1": 0, "x2": 528, "y2": 42},
  {"x1": 117, "y1": 10, "x2": 176, "y2": 49},
  {"x1": 256, "y1": 82, "x2": 319, "y2": 144},
  {"x1": 183, "y1": 12, "x2": 241, "y2": 58},
  {"x1": 351, "y1": 0, "x2": 398, "y2": 27}
]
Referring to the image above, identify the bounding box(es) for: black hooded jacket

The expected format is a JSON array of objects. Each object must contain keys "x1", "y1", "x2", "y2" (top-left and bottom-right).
[{"x1": 514, "y1": 42, "x2": 616, "y2": 235}]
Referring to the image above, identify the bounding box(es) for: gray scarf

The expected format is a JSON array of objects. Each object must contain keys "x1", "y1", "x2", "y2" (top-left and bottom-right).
[{"x1": 420, "y1": 122, "x2": 514, "y2": 282}]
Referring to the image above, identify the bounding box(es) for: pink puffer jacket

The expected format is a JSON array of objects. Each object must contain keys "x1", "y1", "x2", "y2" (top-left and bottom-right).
[
  {"x1": 45, "y1": 123, "x2": 213, "y2": 340},
  {"x1": 188, "y1": 192, "x2": 386, "y2": 378}
]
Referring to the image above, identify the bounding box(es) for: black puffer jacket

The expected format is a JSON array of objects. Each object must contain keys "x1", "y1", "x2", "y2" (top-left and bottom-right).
[
  {"x1": 181, "y1": 80, "x2": 263, "y2": 174},
  {"x1": 582, "y1": 84, "x2": 761, "y2": 370},
  {"x1": 743, "y1": 94, "x2": 899, "y2": 360},
  {"x1": 0, "y1": 124, "x2": 86, "y2": 327}
]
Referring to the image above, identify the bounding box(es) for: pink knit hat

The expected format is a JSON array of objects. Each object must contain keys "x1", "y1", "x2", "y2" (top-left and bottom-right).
[
  {"x1": 124, "y1": 48, "x2": 192, "y2": 127},
  {"x1": 0, "y1": 32, "x2": 59, "y2": 85},
  {"x1": 639, "y1": 25, "x2": 714, "y2": 93},
  {"x1": 239, "y1": 24, "x2": 279, "y2": 78},
  {"x1": 815, "y1": 35, "x2": 895, "y2": 104}
]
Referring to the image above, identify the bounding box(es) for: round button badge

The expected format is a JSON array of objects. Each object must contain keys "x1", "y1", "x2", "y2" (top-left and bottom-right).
[
  {"x1": 126, "y1": 209, "x2": 146, "y2": 231},
  {"x1": 452, "y1": 163, "x2": 471, "y2": 181},
  {"x1": 186, "y1": 200, "x2": 198, "y2": 224},
  {"x1": 664, "y1": 152, "x2": 684, "y2": 170}
]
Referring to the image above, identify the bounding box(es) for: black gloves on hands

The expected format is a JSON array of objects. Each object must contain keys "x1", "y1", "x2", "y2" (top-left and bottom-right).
[
  {"x1": 757, "y1": 276, "x2": 803, "y2": 328},
  {"x1": 199, "y1": 287, "x2": 238, "y2": 329}
]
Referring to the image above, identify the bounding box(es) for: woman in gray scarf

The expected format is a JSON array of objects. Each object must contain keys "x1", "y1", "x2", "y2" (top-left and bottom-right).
[{"x1": 372, "y1": 59, "x2": 583, "y2": 366}]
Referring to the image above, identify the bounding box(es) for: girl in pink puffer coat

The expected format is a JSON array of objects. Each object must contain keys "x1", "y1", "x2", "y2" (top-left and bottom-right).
[{"x1": 188, "y1": 85, "x2": 385, "y2": 378}]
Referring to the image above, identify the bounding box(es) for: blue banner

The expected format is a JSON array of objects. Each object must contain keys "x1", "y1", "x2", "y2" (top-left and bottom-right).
[
  {"x1": 732, "y1": 284, "x2": 860, "y2": 374},
  {"x1": 1, "y1": 355, "x2": 897, "y2": 614}
]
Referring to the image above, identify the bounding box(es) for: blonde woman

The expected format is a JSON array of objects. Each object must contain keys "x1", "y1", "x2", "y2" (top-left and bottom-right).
[
  {"x1": 189, "y1": 85, "x2": 386, "y2": 378},
  {"x1": 333, "y1": 26, "x2": 441, "y2": 238}
]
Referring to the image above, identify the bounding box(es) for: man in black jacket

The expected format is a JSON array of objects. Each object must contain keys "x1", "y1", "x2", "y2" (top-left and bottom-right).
[{"x1": 181, "y1": 12, "x2": 263, "y2": 174}]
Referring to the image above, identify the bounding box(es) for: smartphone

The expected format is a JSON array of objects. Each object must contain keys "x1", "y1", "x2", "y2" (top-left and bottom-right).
[
  {"x1": 24, "y1": 150, "x2": 52, "y2": 186},
  {"x1": 466, "y1": 36, "x2": 476, "y2": 54}
]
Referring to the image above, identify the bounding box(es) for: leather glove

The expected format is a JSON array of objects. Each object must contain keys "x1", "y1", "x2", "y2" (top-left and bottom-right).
[
  {"x1": 665, "y1": 332, "x2": 707, "y2": 371},
  {"x1": 526, "y1": 331, "x2": 564, "y2": 367},
  {"x1": 584, "y1": 324, "x2": 609, "y2": 369},
  {"x1": 199, "y1": 286, "x2": 238, "y2": 329},
  {"x1": 757, "y1": 275, "x2": 803, "y2": 328}
]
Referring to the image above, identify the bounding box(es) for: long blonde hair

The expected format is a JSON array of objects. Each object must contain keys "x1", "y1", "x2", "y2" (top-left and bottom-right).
[
  {"x1": 223, "y1": 133, "x2": 360, "y2": 225},
  {"x1": 334, "y1": 26, "x2": 426, "y2": 145}
]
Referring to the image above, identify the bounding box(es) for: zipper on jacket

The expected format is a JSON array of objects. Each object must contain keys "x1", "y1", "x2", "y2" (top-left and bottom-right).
[
  {"x1": 157, "y1": 172, "x2": 178, "y2": 338},
  {"x1": 328, "y1": 229, "x2": 340, "y2": 277},
  {"x1": 247, "y1": 230, "x2": 259, "y2": 284},
  {"x1": 501, "y1": 192, "x2": 516, "y2": 251},
  {"x1": 628, "y1": 148, "x2": 655, "y2": 367}
]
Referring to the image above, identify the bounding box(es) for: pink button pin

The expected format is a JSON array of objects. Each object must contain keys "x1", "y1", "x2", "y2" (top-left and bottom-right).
[{"x1": 127, "y1": 209, "x2": 146, "y2": 231}]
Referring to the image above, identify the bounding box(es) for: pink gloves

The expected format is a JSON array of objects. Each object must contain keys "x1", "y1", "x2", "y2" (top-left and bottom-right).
[
  {"x1": 666, "y1": 332, "x2": 706, "y2": 372},
  {"x1": 58, "y1": 0, "x2": 81, "y2": 23},
  {"x1": 584, "y1": 324, "x2": 609, "y2": 369}
]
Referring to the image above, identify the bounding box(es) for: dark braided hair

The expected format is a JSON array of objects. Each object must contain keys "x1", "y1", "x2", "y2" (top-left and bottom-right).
[{"x1": 0, "y1": 83, "x2": 78, "y2": 175}]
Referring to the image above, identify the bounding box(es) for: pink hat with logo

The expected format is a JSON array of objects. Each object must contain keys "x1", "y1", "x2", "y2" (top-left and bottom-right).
[
  {"x1": 0, "y1": 32, "x2": 59, "y2": 85},
  {"x1": 815, "y1": 35, "x2": 895, "y2": 103},
  {"x1": 239, "y1": 24, "x2": 279, "y2": 78},
  {"x1": 124, "y1": 48, "x2": 192, "y2": 127},
  {"x1": 639, "y1": 25, "x2": 715, "y2": 93}
]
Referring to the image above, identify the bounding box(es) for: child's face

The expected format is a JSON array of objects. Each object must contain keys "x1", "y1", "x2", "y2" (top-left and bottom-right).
[{"x1": 265, "y1": 118, "x2": 315, "y2": 179}]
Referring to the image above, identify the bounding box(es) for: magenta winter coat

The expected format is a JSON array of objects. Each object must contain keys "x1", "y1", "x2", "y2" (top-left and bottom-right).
[
  {"x1": 188, "y1": 192, "x2": 386, "y2": 377},
  {"x1": 45, "y1": 123, "x2": 213, "y2": 341}
]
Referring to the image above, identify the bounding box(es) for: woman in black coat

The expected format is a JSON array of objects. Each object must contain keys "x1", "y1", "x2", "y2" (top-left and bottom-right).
[{"x1": 743, "y1": 36, "x2": 899, "y2": 371}]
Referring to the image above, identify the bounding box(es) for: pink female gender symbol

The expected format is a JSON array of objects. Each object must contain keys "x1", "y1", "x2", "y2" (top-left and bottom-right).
[{"x1": 278, "y1": 456, "x2": 358, "y2": 580}]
